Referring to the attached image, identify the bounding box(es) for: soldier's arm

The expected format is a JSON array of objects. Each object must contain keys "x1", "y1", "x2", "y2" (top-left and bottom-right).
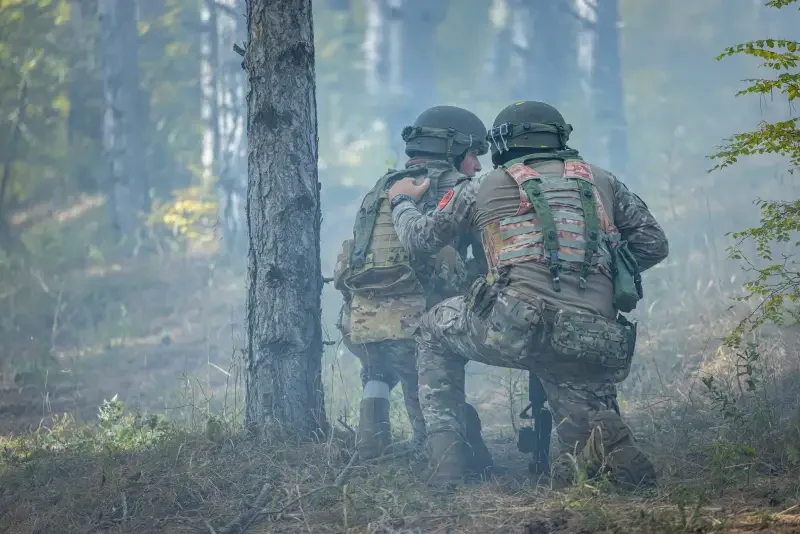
[
  {"x1": 611, "y1": 177, "x2": 669, "y2": 272},
  {"x1": 391, "y1": 180, "x2": 477, "y2": 254}
]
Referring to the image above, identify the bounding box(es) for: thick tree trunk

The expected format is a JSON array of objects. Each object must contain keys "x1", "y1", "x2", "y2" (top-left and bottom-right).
[
  {"x1": 593, "y1": 0, "x2": 629, "y2": 180},
  {"x1": 380, "y1": 0, "x2": 447, "y2": 159},
  {"x1": 243, "y1": 0, "x2": 326, "y2": 438},
  {"x1": 98, "y1": 0, "x2": 149, "y2": 238}
]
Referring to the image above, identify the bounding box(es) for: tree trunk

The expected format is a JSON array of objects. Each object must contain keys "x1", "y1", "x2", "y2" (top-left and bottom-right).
[
  {"x1": 362, "y1": 0, "x2": 387, "y2": 98},
  {"x1": 486, "y1": 0, "x2": 511, "y2": 80},
  {"x1": 380, "y1": 0, "x2": 447, "y2": 160},
  {"x1": 200, "y1": 1, "x2": 221, "y2": 184},
  {"x1": 593, "y1": 0, "x2": 629, "y2": 180},
  {"x1": 507, "y1": 0, "x2": 532, "y2": 101},
  {"x1": 243, "y1": 0, "x2": 326, "y2": 438},
  {"x1": 529, "y1": 0, "x2": 577, "y2": 107},
  {"x1": 216, "y1": 0, "x2": 248, "y2": 254},
  {"x1": 98, "y1": 0, "x2": 149, "y2": 238},
  {"x1": 68, "y1": 0, "x2": 104, "y2": 194}
]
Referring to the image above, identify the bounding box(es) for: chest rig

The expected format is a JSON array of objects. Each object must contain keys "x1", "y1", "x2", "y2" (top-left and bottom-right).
[{"x1": 483, "y1": 158, "x2": 615, "y2": 291}]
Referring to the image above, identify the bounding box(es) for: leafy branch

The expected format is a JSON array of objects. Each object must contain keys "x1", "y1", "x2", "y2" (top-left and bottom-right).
[{"x1": 708, "y1": 0, "x2": 800, "y2": 345}]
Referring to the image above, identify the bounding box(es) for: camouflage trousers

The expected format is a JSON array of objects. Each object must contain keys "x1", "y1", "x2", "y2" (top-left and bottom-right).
[
  {"x1": 417, "y1": 293, "x2": 640, "y2": 469},
  {"x1": 342, "y1": 336, "x2": 426, "y2": 443}
]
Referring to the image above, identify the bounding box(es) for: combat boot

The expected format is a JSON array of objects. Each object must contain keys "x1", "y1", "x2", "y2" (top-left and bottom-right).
[
  {"x1": 357, "y1": 397, "x2": 391, "y2": 460},
  {"x1": 425, "y1": 430, "x2": 475, "y2": 486},
  {"x1": 463, "y1": 403, "x2": 494, "y2": 477},
  {"x1": 582, "y1": 410, "x2": 657, "y2": 490}
]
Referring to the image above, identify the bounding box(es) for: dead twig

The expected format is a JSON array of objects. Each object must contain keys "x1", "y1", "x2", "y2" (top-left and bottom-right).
[
  {"x1": 217, "y1": 480, "x2": 272, "y2": 534},
  {"x1": 220, "y1": 451, "x2": 360, "y2": 533},
  {"x1": 333, "y1": 450, "x2": 360, "y2": 487}
]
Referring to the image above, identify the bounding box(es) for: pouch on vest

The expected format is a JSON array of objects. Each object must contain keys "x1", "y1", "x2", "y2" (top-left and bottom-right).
[
  {"x1": 549, "y1": 308, "x2": 636, "y2": 382},
  {"x1": 611, "y1": 239, "x2": 644, "y2": 313},
  {"x1": 344, "y1": 166, "x2": 432, "y2": 298},
  {"x1": 347, "y1": 293, "x2": 426, "y2": 344}
]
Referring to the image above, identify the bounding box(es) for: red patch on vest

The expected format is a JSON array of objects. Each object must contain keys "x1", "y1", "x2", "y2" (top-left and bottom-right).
[{"x1": 438, "y1": 189, "x2": 455, "y2": 210}]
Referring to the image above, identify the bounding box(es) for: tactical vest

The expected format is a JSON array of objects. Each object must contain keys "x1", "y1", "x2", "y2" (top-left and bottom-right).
[
  {"x1": 483, "y1": 158, "x2": 615, "y2": 292},
  {"x1": 337, "y1": 162, "x2": 464, "y2": 299}
]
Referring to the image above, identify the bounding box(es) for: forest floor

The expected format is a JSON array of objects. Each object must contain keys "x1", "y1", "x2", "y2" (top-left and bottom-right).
[
  {"x1": 2, "y1": 424, "x2": 800, "y2": 533},
  {"x1": 2, "y1": 200, "x2": 800, "y2": 533}
]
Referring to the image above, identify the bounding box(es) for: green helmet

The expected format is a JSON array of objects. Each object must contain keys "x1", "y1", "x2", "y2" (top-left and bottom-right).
[
  {"x1": 402, "y1": 106, "x2": 489, "y2": 160},
  {"x1": 487, "y1": 101, "x2": 574, "y2": 166}
]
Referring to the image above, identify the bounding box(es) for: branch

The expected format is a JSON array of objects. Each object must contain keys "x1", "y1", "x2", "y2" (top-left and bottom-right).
[{"x1": 217, "y1": 480, "x2": 273, "y2": 534}]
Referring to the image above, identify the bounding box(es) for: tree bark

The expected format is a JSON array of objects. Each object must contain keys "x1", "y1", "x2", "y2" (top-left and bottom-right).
[
  {"x1": 243, "y1": 0, "x2": 326, "y2": 438},
  {"x1": 98, "y1": 0, "x2": 149, "y2": 238}
]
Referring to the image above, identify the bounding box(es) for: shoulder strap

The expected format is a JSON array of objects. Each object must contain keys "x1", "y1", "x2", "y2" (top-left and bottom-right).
[
  {"x1": 349, "y1": 166, "x2": 427, "y2": 270},
  {"x1": 504, "y1": 163, "x2": 541, "y2": 217},
  {"x1": 563, "y1": 160, "x2": 604, "y2": 289},
  {"x1": 417, "y1": 161, "x2": 462, "y2": 212}
]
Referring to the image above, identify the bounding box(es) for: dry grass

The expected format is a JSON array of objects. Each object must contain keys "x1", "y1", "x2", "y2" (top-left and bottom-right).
[{"x1": 2, "y1": 423, "x2": 800, "y2": 534}]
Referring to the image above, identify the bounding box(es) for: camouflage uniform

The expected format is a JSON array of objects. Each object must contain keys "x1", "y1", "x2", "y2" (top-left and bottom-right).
[
  {"x1": 392, "y1": 143, "x2": 668, "y2": 485},
  {"x1": 336, "y1": 180, "x2": 468, "y2": 445}
]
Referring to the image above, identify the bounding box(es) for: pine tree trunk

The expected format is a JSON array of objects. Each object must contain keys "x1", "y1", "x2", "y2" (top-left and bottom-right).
[
  {"x1": 362, "y1": 0, "x2": 386, "y2": 97},
  {"x1": 529, "y1": 0, "x2": 577, "y2": 107},
  {"x1": 216, "y1": 0, "x2": 248, "y2": 254},
  {"x1": 486, "y1": 0, "x2": 511, "y2": 79},
  {"x1": 98, "y1": 0, "x2": 149, "y2": 238},
  {"x1": 243, "y1": 0, "x2": 326, "y2": 438},
  {"x1": 209, "y1": 1, "x2": 221, "y2": 176},
  {"x1": 593, "y1": 0, "x2": 629, "y2": 180}
]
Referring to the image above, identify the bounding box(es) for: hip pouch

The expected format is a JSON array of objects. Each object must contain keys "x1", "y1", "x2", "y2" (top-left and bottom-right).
[
  {"x1": 549, "y1": 309, "x2": 637, "y2": 382},
  {"x1": 611, "y1": 240, "x2": 643, "y2": 313},
  {"x1": 480, "y1": 287, "x2": 544, "y2": 357}
]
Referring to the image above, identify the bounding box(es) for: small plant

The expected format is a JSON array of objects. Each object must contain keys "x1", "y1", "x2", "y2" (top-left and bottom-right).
[{"x1": 701, "y1": 343, "x2": 763, "y2": 423}]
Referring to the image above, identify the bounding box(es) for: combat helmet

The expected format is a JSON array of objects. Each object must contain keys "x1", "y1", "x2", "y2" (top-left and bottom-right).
[
  {"x1": 487, "y1": 101, "x2": 573, "y2": 166},
  {"x1": 402, "y1": 106, "x2": 489, "y2": 163}
]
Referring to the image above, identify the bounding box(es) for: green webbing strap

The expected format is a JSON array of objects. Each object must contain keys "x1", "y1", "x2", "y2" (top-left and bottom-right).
[
  {"x1": 521, "y1": 180, "x2": 562, "y2": 292},
  {"x1": 577, "y1": 179, "x2": 600, "y2": 290}
]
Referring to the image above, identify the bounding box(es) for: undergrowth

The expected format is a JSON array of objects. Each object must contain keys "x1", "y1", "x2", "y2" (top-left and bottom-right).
[{"x1": 2, "y1": 393, "x2": 800, "y2": 533}]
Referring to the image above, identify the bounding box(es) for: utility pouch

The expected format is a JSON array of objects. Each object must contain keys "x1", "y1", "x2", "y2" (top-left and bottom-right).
[
  {"x1": 549, "y1": 309, "x2": 635, "y2": 381},
  {"x1": 482, "y1": 288, "x2": 544, "y2": 357},
  {"x1": 611, "y1": 239, "x2": 643, "y2": 313}
]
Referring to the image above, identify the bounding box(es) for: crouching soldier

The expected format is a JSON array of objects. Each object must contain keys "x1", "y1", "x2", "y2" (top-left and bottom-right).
[
  {"x1": 388, "y1": 101, "x2": 669, "y2": 488},
  {"x1": 334, "y1": 106, "x2": 492, "y2": 463}
]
